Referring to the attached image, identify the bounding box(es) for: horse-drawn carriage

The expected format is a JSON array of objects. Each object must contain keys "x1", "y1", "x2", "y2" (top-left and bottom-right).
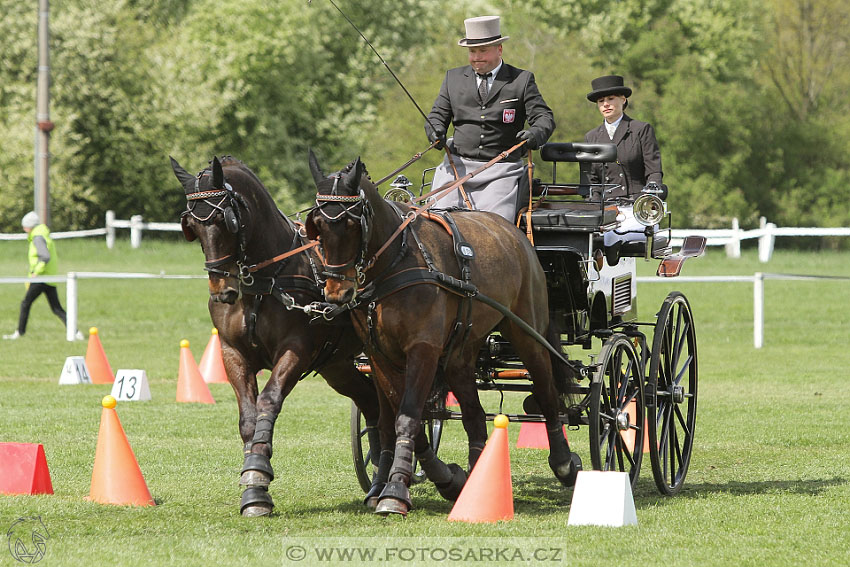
[
  {"x1": 349, "y1": 141, "x2": 706, "y2": 499},
  {"x1": 173, "y1": 140, "x2": 704, "y2": 518}
]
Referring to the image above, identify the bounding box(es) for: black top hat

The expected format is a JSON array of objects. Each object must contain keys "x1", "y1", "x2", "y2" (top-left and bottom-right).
[{"x1": 586, "y1": 75, "x2": 632, "y2": 102}]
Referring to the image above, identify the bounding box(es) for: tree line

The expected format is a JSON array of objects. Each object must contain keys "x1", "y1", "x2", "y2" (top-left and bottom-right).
[{"x1": 1, "y1": 0, "x2": 847, "y2": 239}]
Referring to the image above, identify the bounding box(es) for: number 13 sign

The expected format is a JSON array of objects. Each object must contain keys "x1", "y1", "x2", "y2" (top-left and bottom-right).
[{"x1": 110, "y1": 369, "x2": 152, "y2": 401}]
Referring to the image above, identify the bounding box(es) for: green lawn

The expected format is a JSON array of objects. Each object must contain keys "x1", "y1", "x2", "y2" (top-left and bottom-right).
[{"x1": 1, "y1": 238, "x2": 849, "y2": 566}]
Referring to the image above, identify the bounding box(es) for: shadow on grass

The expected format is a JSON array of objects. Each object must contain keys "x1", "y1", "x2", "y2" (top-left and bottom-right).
[{"x1": 640, "y1": 476, "x2": 848, "y2": 504}]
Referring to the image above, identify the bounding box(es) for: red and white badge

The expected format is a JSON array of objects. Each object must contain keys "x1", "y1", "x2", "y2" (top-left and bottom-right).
[{"x1": 502, "y1": 109, "x2": 516, "y2": 123}]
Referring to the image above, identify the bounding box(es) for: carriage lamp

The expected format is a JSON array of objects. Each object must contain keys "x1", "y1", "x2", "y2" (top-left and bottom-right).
[
  {"x1": 633, "y1": 193, "x2": 665, "y2": 226},
  {"x1": 383, "y1": 175, "x2": 415, "y2": 203}
]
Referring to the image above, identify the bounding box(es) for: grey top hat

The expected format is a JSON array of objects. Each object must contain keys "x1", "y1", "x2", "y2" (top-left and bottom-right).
[
  {"x1": 458, "y1": 16, "x2": 509, "y2": 47},
  {"x1": 587, "y1": 75, "x2": 633, "y2": 102}
]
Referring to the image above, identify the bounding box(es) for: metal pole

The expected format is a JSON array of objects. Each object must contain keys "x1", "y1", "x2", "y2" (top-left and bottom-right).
[
  {"x1": 66, "y1": 272, "x2": 77, "y2": 342},
  {"x1": 36, "y1": 0, "x2": 51, "y2": 226},
  {"x1": 753, "y1": 272, "x2": 764, "y2": 348}
]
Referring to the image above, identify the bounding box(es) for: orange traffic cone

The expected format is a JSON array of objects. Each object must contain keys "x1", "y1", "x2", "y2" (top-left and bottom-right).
[
  {"x1": 620, "y1": 400, "x2": 650, "y2": 453},
  {"x1": 448, "y1": 414, "x2": 513, "y2": 523},
  {"x1": 88, "y1": 396, "x2": 154, "y2": 506},
  {"x1": 86, "y1": 327, "x2": 114, "y2": 384},
  {"x1": 176, "y1": 340, "x2": 215, "y2": 404},
  {"x1": 446, "y1": 391, "x2": 459, "y2": 407},
  {"x1": 515, "y1": 422, "x2": 568, "y2": 449},
  {"x1": 199, "y1": 328, "x2": 228, "y2": 384}
]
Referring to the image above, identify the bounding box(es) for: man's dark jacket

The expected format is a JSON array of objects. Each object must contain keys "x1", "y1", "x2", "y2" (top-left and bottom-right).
[
  {"x1": 584, "y1": 114, "x2": 662, "y2": 198},
  {"x1": 426, "y1": 63, "x2": 555, "y2": 161}
]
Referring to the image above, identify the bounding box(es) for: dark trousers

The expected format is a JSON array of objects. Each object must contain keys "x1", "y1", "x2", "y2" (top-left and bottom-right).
[{"x1": 17, "y1": 282, "x2": 67, "y2": 335}]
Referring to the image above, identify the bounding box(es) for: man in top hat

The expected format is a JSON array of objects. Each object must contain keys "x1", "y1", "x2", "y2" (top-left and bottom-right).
[
  {"x1": 425, "y1": 15, "x2": 555, "y2": 222},
  {"x1": 583, "y1": 74, "x2": 662, "y2": 199}
]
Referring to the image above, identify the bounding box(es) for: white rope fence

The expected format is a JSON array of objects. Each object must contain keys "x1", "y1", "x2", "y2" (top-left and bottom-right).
[
  {"x1": 2, "y1": 213, "x2": 850, "y2": 262},
  {"x1": 1, "y1": 271, "x2": 845, "y2": 347},
  {"x1": 637, "y1": 272, "x2": 849, "y2": 348},
  {"x1": 0, "y1": 272, "x2": 205, "y2": 342}
]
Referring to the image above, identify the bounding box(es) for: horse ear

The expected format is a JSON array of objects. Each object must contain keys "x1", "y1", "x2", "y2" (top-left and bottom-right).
[
  {"x1": 170, "y1": 156, "x2": 196, "y2": 193},
  {"x1": 212, "y1": 156, "x2": 224, "y2": 189},
  {"x1": 342, "y1": 157, "x2": 364, "y2": 193},
  {"x1": 308, "y1": 148, "x2": 326, "y2": 186}
]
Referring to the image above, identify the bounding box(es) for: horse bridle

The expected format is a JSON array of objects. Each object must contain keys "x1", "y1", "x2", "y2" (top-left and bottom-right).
[
  {"x1": 182, "y1": 171, "x2": 257, "y2": 287},
  {"x1": 313, "y1": 174, "x2": 374, "y2": 285}
]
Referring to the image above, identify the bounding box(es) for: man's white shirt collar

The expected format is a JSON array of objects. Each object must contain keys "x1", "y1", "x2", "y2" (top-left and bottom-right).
[{"x1": 477, "y1": 60, "x2": 502, "y2": 90}]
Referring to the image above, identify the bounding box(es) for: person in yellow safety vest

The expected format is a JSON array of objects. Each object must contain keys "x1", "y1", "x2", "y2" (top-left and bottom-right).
[{"x1": 3, "y1": 212, "x2": 83, "y2": 340}]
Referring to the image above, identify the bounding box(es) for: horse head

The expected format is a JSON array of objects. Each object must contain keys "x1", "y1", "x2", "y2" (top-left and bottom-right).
[
  {"x1": 172, "y1": 155, "x2": 261, "y2": 304},
  {"x1": 305, "y1": 151, "x2": 377, "y2": 305}
]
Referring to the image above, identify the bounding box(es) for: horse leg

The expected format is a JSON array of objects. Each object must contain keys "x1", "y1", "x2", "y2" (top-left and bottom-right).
[
  {"x1": 239, "y1": 351, "x2": 308, "y2": 516},
  {"x1": 443, "y1": 358, "x2": 488, "y2": 472},
  {"x1": 414, "y1": 425, "x2": 468, "y2": 501},
  {"x1": 507, "y1": 329, "x2": 582, "y2": 487},
  {"x1": 320, "y1": 356, "x2": 383, "y2": 472},
  {"x1": 375, "y1": 344, "x2": 440, "y2": 517},
  {"x1": 364, "y1": 384, "x2": 395, "y2": 509}
]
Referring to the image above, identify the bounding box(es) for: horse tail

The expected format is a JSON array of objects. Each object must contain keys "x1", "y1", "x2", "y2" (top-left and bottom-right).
[{"x1": 546, "y1": 313, "x2": 577, "y2": 407}]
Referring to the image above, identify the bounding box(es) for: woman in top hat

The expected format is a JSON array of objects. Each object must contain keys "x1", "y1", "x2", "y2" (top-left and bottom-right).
[
  {"x1": 584, "y1": 75, "x2": 663, "y2": 252},
  {"x1": 424, "y1": 15, "x2": 555, "y2": 222}
]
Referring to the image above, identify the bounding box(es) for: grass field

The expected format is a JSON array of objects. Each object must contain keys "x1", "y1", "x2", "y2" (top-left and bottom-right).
[{"x1": 1, "y1": 237, "x2": 849, "y2": 566}]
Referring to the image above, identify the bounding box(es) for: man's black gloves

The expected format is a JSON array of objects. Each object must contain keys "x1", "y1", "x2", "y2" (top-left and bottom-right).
[
  {"x1": 425, "y1": 122, "x2": 446, "y2": 150},
  {"x1": 516, "y1": 130, "x2": 540, "y2": 150}
]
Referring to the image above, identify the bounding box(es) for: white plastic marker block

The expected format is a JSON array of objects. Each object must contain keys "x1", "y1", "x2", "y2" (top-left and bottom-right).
[
  {"x1": 110, "y1": 369, "x2": 152, "y2": 401},
  {"x1": 567, "y1": 471, "x2": 637, "y2": 527},
  {"x1": 59, "y1": 356, "x2": 92, "y2": 385}
]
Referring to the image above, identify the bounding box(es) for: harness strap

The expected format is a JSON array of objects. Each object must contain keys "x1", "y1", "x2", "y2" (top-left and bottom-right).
[
  {"x1": 247, "y1": 240, "x2": 319, "y2": 273},
  {"x1": 373, "y1": 140, "x2": 440, "y2": 186},
  {"x1": 361, "y1": 140, "x2": 528, "y2": 273}
]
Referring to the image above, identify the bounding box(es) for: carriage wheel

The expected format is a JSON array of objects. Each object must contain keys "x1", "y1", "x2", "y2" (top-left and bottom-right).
[
  {"x1": 350, "y1": 401, "x2": 375, "y2": 493},
  {"x1": 647, "y1": 291, "x2": 698, "y2": 496},
  {"x1": 588, "y1": 334, "x2": 645, "y2": 488}
]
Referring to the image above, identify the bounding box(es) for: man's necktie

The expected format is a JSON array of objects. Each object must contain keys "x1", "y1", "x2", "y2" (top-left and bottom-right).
[{"x1": 477, "y1": 72, "x2": 492, "y2": 104}]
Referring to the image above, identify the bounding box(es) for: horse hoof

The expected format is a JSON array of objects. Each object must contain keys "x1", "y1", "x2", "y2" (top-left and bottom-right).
[
  {"x1": 363, "y1": 482, "x2": 386, "y2": 509},
  {"x1": 434, "y1": 463, "x2": 467, "y2": 501},
  {"x1": 242, "y1": 504, "x2": 273, "y2": 517},
  {"x1": 375, "y1": 498, "x2": 409, "y2": 517},
  {"x1": 240, "y1": 453, "x2": 274, "y2": 487},
  {"x1": 239, "y1": 470, "x2": 271, "y2": 488},
  {"x1": 240, "y1": 486, "x2": 274, "y2": 517},
  {"x1": 553, "y1": 453, "x2": 583, "y2": 487}
]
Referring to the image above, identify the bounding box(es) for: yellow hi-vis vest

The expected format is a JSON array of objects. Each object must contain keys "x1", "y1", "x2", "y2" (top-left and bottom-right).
[{"x1": 28, "y1": 224, "x2": 59, "y2": 277}]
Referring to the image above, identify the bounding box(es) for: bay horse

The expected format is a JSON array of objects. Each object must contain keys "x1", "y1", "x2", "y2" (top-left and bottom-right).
[
  {"x1": 171, "y1": 155, "x2": 381, "y2": 516},
  {"x1": 305, "y1": 153, "x2": 582, "y2": 516}
]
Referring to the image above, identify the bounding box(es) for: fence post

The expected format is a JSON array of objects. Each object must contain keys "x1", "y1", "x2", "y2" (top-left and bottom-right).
[
  {"x1": 725, "y1": 217, "x2": 741, "y2": 258},
  {"x1": 758, "y1": 217, "x2": 776, "y2": 262},
  {"x1": 105, "y1": 210, "x2": 115, "y2": 249},
  {"x1": 130, "y1": 215, "x2": 143, "y2": 249},
  {"x1": 753, "y1": 272, "x2": 764, "y2": 348},
  {"x1": 66, "y1": 272, "x2": 78, "y2": 342}
]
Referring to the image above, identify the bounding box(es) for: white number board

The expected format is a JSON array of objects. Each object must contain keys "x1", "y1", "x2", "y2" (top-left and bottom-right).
[
  {"x1": 59, "y1": 356, "x2": 92, "y2": 385},
  {"x1": 110, "y1": 369, "x2": 152, "y2": 401}
]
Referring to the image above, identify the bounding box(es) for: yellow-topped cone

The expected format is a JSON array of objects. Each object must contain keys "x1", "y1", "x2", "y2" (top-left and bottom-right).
[
  {"x1": 448, "y1": 414, "x2": 513, "y2": 523},
  {"x1": 88, "y1": 396, "x2": 155, "y2": 506},
  {"x1": 86, "y1": 327, "x2": 114, "y2": 384}
]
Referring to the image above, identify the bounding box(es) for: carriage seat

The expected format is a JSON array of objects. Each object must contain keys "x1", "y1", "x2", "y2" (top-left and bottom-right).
[{"x1": 518, "y1": 201, "x2": 618, "y2": 232}]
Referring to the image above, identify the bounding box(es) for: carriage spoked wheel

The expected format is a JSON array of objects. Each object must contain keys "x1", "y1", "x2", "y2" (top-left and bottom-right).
[
  {"x1": 588, "y1": 333, "x2": 645, "y2": 488},
  {"x1": 350, "y1": 400, "x2": 445, "y2": 493},
  {"x1": 646, "y1": 291, "x2": 698, "y2": 496}
]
